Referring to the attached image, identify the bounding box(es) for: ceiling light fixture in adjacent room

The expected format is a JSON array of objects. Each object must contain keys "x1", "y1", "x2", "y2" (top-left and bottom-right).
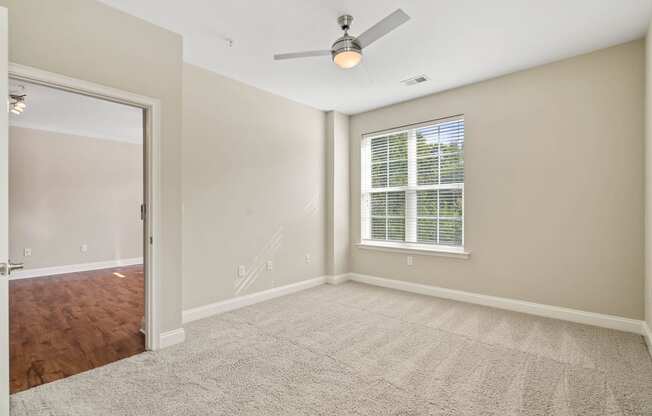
[{"x1": 8, "y1": 85, "x2": 27, "y2": 115}]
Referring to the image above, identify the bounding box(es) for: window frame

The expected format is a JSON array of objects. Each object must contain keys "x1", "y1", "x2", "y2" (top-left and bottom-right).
[{"x1": 359, "y1": 115, "x2": 470, "y2": 257}]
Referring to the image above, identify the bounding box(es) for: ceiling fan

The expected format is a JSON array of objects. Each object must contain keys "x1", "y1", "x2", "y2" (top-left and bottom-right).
[{"x1": 273, "y1": 9, "x2": 410, "y2": 69}]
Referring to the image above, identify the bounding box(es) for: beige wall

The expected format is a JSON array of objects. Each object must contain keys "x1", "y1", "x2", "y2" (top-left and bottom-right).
[
  {"x1": 326, "y1": 111, "x2": 350, "y2": 275},
  {"x1": 182, "y1": 64, "x2": 326, "y2": 310},
  {"x1": 646, "y1": 24, "x2": 652, "y2": 329},
  {"x1": 350, "y1": 40, "x2": 645, "y2": 319},
  {"x1": 9, "y1": 127, "x2": 142, "y2": 269},
  {"x1": 0, "y1": 0, "x2": 183, "y2": 332}
]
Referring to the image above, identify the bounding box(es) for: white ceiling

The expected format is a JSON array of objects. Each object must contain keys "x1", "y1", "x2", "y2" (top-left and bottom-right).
[
  {"x1": 9, "y1": 80, "x2": 143, "y2": 144},
  {"x1": 99, "y1": 0, "x2": 652, "y2": 114}
]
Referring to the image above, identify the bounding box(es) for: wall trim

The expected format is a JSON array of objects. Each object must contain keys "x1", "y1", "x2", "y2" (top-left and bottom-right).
[
  {"x1": 348, "y1": 273, "x2": 645, "y2": 335},
  {"x1": 325, "y1": 274, "x2": 350, "y2": 285},
  {"x1": 356, "y1": 242, "x2": 471, "y2": 259},
  {"x1": 9, "y1": 62, "x2": 163, "y2": 351},
  {"x1": 183, "y1": 276, "x2": 327, "y2": 324},
  {"x1": 159, "y1": 328, "x2": 185, "y2": 349},
  {"x1": 10, "y1": 258, "x2": 144, "y2": 280},
  {"x1": 643, "y1": 322, "x2": 652, "y2": 359},
  {"x1": 182, "y1": 272, "x2": 647, "y2": 339}
]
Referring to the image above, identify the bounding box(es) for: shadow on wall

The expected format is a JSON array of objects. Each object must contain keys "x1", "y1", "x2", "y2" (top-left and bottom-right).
[
  {"x1": 233, "y1": 193, "x2": 322, "y2": 296},
  {"x1": 235, "y1": 226, "x2": 284, "y2": 295},
  {"x1": 303, "y1": 193, "x2": 320, "y2": 218}
]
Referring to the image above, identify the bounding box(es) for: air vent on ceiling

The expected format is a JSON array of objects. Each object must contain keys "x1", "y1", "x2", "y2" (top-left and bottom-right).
[{"x1": 401, "y1": 75, "x2": 429, "y2": 86}]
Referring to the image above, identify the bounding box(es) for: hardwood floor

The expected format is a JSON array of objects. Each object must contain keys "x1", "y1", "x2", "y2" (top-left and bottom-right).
[{"x1": 9, "y1": 264, "x2": 145, "y2": 393}]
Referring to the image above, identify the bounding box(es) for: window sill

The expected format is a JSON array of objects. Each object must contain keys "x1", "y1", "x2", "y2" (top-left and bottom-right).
[{"x1": 355, "y1": 241, "x2": 471, "y2": 259}]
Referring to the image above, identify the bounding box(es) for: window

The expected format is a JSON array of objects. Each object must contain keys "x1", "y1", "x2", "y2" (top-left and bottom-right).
[{"x1": 361, "y1": 116, "x2": 465, "y2": 252}]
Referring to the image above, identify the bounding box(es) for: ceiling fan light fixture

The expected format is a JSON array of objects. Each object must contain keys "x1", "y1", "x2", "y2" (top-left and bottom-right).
[
  {"x1": 273, "y1": 9, "x2": 409, "y2": 70},
  {"x1": 331, "y1": 35, "x2": 362, "y2": 69},
  {"x1": 333, "y1": 50, "x2": 362, "y2": 69}
]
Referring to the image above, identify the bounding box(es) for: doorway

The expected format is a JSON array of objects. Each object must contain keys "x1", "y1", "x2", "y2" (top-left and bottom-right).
[{"x1": 5, "y1": 64, "x2": 162, "y2": 393}]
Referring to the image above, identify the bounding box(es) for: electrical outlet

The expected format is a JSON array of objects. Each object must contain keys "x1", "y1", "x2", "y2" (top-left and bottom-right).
[
  {"x1": 266, "y1": 261, "x2": 273, "y2": 272},
  {"x1": 23, "y1": 248, "x2": 31, "y2": 257},
  {"x1": 80, "y1": 244, "x2": 88, "y2": 253},
  {"x1": 237, "y1": 265, "x2": 246, "y2": 278},
  {"x1": 305, "y1": 254, "x2": 311, "y2": 264},
  {"x1": 407, "y1": 255, "x2": 414, "y2": 266}
]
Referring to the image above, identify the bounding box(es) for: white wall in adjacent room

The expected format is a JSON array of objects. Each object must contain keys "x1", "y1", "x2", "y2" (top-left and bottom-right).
[{"x1": 9, "y1": 126, "x2": 143, "y2": 269}]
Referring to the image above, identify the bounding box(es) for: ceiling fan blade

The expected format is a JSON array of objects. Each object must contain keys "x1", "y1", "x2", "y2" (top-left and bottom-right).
[
  {"x1": 274, "y1": 50, "x2": 331, "y2": 60},
  {"x1": 357, "y1": 9, "x2": 410, "y2": 48}
]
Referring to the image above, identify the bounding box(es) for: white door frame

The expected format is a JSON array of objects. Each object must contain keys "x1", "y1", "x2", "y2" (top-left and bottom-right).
[
  {"x1": 8, "y1": 63, "x2": 163, "y2": 351},
  {"x1": 0, "y1": 7, "x2": 8, "y2": 413}
]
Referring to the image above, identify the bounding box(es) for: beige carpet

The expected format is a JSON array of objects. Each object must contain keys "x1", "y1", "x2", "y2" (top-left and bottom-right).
[{"x1": 11, "y1": 281, "x2": 652, "y2": 415}]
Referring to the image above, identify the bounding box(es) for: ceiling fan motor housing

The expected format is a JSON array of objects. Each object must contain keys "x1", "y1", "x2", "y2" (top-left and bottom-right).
[
  {"x1": 331, "y1": 34, "x2": 362, "y2": 59},
  {"x1": 332, "y1": 14, "x2": 362, "y2": 67}
]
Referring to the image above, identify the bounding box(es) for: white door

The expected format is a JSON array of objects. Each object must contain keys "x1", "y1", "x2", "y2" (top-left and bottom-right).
[{"x1": 0, "y1": 6, "x2": 10, "y2": 415}]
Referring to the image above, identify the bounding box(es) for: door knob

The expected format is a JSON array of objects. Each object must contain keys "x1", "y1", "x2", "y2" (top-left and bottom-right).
[{"x1": 0, "y1": 261, "x2": 23, "y2": 276}]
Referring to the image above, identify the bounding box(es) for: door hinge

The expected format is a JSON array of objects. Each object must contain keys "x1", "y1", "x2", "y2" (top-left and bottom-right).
[{"x1": 140, "y1": 203, "x2": 146, "y2": 220}]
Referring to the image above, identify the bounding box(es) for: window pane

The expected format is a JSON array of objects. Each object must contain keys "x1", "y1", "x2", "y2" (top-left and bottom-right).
[
  {"x1": 440, "y1": 152, "x2": 464, "y2": 184},
  {"x1": 417, "y1": 218, "x2": 436, "y2": 243},
  {"x1": 387, "y1": 191, "x2": 405, "y2": 216},
  {"x1": 439, "y1": 122, "x2": 464, "y2": 148},
  {"x1": 439, "y1": 189, "x2": 463, "y2": 217},
  {"x1": 371, "y1": 193, "x2": 386, "y2": 216},
  {"x1": 417, "y1": 130, "x2": 438, "y2": 158},
  {"x1": 388, "y1": 133, "x2": 408, "y2": 160},
  {"x1": 417, "y1": 191, "x2": 437, "y2": 217},
  {"x1": 387, "y1": 218, "x2": 405, "y2": 241},
  {"x1": 371, "y1": 137, "x2": 388, "y2": 163},
  {"x1": 439, "y1": 120, "x2": 464, "y2": 184},
  {"x1": 417, "y1": 156, "x2": 438, "y2": 185},
  {"x1": 371, "y1": 162, "x2": 387, "y2": 188},
  {"x1": 389, "y1": 160, "x2": 408, "y2": 187},
  {"x1": 371, "y1": 218, "x2": 386, "y2": 240},
  {"x1": 439, "y1": 219, "x2": 463, "y2": 246}
]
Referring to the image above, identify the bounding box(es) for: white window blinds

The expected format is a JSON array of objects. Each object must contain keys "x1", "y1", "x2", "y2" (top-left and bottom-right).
[{"x1": 361, "y1": 116, "x2": 464, "y2": 250}]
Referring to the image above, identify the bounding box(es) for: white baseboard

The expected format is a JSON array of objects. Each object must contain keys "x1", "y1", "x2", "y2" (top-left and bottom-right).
[
  {"x1": 10, "y1": 257, "x2": 144, "y2": 280},
  {"x1": 325, "y1": 274, "x2": 349, "y2": 285},
  {"x1": 159, "y1": 328, "x2": 185, "y2": 349},
  {"x1": 181, "y1": 271, "x2": 646, "y2": 337},
  {"x1": 643, "y1": 322, "x2": 652, "y2": 359},
  {"x1": 348, "y1": 273, "x2": 645, "y2": 335},
  {"x1": 182, "y1": 276, "x2": 327, "y2": 324}
]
